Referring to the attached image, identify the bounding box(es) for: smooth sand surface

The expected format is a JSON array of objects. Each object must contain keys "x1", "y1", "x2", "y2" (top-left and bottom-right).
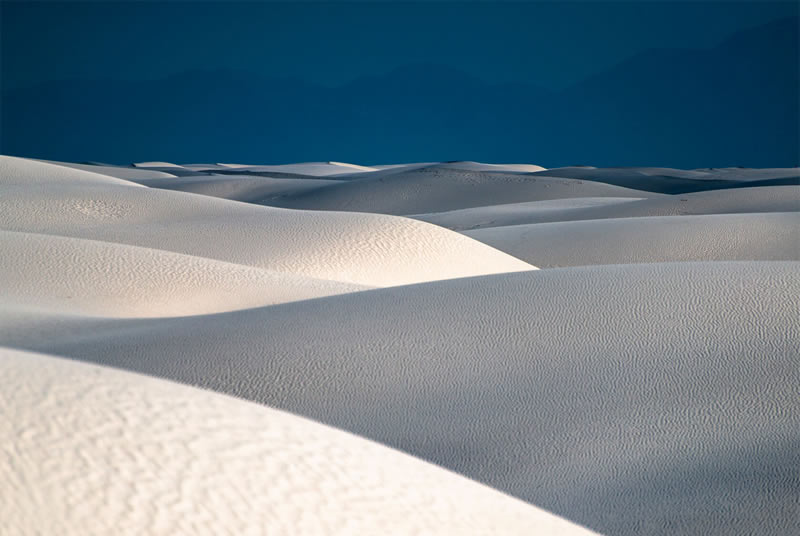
[
  {"x1": 420, "y1": 185, "x2": 800, "y2": 226},
  {"x1": 426, "y1": 161, "x2": 547, "y2": 173},
  {"x1": 0, "y1": 158, "x2": 535, "y2": 287},
  {"x1": 1, "y1": 155, "x2": 144, "y2": 188},
  {"x1": 464, "y1": 212, "x2": 800, "y2": 267},
  {"x1": 132, "y1": 161, "x2": 186, "y2": 168},
  {"x1": 534, "y1": 166, "x2": 800, "y2": 194},
  {"x1": 7, "y1": 262, "x2": 798, "y2": 536},
  {"x1": 412, "y1": 197, "x2": 645, "y2": 230},
  {"x1": 181, "y1": 161, "x2": 379, "y2": 176},
  {"x1": 4, "y1": 156, "x2": 798, "y2": 536},
  {"x1": 1, "y1": 348, "x2": 597, "y2": 535},
  {"x1": 0, "y1": 230, "x2": 367, "y2": 317},
  {"x1": 268, "y1": 164, "x2": 657, "y2": 215},
  {"x1": 39, "y1": 159, "x2": 178, "y2": 180},
  {"x1": 134, "y1": 174, "x2": 339, "y2": 203}
]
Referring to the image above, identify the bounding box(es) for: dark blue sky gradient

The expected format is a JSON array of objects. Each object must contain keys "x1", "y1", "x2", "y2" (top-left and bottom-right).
[
  {"x1": 1, "y1": 2, "x2": 798, "y2": 166},
  {"x1": 3, "y1": 1, "x2": 797, "y2": 89}
]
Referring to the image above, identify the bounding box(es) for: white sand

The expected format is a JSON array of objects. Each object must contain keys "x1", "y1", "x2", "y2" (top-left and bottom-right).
[
  {"x1": 8, "y1": 262, "x2": 798, "y2": 536},
  {"x1": 1, "y1": 348, "x2": 596, "y2": 535},
  {"x1": 0, "y1": 230, "x2": 367, "y2": 317},
  {"x1": 134, "y1": 174, "x2": 339, "y2": 203},
  {"x1": 412, "y1": 197, "x2": 645, "y2": 230},
  {"x1": 534, "y1": 166, "x2": 799, "y2": 193},
  {"x1": 1, "y1": 155, "x2": 144, "y2": 188},
  {"x1": 39, "y1": 159, "x2": 178, "y2": 180},
  {"x1": 464, "y1": 212, "x2": 800, "y2": 267},
  {"x1": 432, "y1": 161, "x2": 547, "y2": 173},
  {"x1": 3, "y1": 156, "x2": 798, "y2": 536},
  {"x1": 420, "y1": 185, "x2": 800, "y2": 226},
  {"x1": 0, "y1": 157, "x2": 535, "y2": 287},
  {"x1": 268, "y1": 164, "x2": 658, "y2": 215},
  {"x1": 182, "y1": 161, "x2": 379, "y2": 176},
  {"x1": 132, "y1": 161, "x2": 186, "y2": 168}
]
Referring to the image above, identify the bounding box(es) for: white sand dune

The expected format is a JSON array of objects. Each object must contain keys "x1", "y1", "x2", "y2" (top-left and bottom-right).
[
  {"x1": 38, "y1": 159, "x2": 178, "y2": 180},
  {"x1": 0, "y1": 230, "x2": 366, "y2": 317},
  {"x1": 1, "y1": 348, "x2": 596, "y2": 536},
  {"x1": 0, "y1": 158, "x2": 535, "y2": 287},
  {"x1": 534, "y1": 166, "x2": 800, "y2": 193},
  {"x1": 1, "y1": 155, "x2": 144, "y2": 188},
  {"x1": 554, "y1": 185, "x2": 800, "y2": 220},
  {"x1": 8, "y1": 262, "x2": 798, "y2": 536},
  {"x1": 464, "y1": 212, "x2": 800, "y2": 267},
  {"x1": 268, "y1": 164, "x2": 658, "y2": 215},
  {"x1": 424, "y1": 185, "x2": 800, "y2": 226},
  {"x1": 412, "y1": 197, "x2": 645, "y2": 230},
  {"x1": 432, "y1": 161, "x2": 547, "y2": 173},
  {"x1": 357, "y1": 162, "x2": 545, "y2": 175},
  {"x1": 181, "y1": 161, "x2": 379, "y2": 176},
  {"x1": 134, "y1": 174, "x2": 339, "y2": 203},
  {"x1": 132, "y1": 161, "x2": 186, "y2": 168},
  {"x1": 3, "y1": 157, "x2": 797, "y2": 536}
]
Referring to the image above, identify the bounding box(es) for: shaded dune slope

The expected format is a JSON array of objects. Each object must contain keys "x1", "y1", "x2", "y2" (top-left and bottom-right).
[
  {"x1": 1, "y1": 348, "x2": 597, "y2": 536},
  {"x1": 1, "y1": 155, "x2": 144, "y2": 188},
  {"x1": 0, "y1": 230, "x2": 366, "y2": 317},
  {"x1": 134, "y1": 175, "x2": 340, "y2": 203},
  {"x1": 412, "y1": 197, "x2": 644, "y2": 230},
  {"x1": 532, "y1": 166, "x2": 800, "y2": 194},
  {"x1": 416, "y1": 185, "x2": 800, "y2": 227},
  {"x1": 267, "y1": 164, "x2": 657, "y2": 215},
  {"x1": 464, "y1": 212, "x2": 800, "y2": 267},
  {"x1": 8, "y1": 262, "x2": 798, "y2": 536}
]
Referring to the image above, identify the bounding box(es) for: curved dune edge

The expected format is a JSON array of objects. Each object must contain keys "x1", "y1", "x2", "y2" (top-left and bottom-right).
[
  {"x1": 0, "y1": 348, "x2": 598, "y2": 536},
  {"x1": 1, "y1": 155, "x2": 144, "y2": 188},
  {"x1": 268, "y1": 164, "x2": 656, "y2": 215},
  {"x1": 9, "y1": 261, "x2": 797, "y2": 536},
  {"x1": 413, "y1": 185, "x2": 800, "y2": 227},
  {"x1": 0, "y1": 157, "x2": 537, "y2": 287},
  {"x1": 37, "y1": 159, "x2": 178, "y2": 180},
  {"x1": 0, "y1": 230, "x2": 368, "y2": 317},
  {"x1": 464, "y1": 212, "x2": 800, "y2": 268},
  {"x1": 411, "y1": 197, "x2": 645, "y2": 230}
]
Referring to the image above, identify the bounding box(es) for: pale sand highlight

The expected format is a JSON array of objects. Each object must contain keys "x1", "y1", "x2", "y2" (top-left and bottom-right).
[
  {"x1": 0, "y1": 158, "x2": 536, "y2": 287},
  {"x1": 0, "y1": 348, "x2": 598, "y2": 536},
  {"x1": 3, "y1": 155, "x2": 798, "y2": 536},
  {"x1": 8, "y1": 262, "x2": 798, "y2": 536},
  {"x1": 0, "y1": 230, "x2": 367, "y2": 317}
]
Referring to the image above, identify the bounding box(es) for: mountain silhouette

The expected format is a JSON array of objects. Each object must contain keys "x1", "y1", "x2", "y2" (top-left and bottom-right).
[{"x1": 2, "y1": 17, "x2": 797, "y2": 167}]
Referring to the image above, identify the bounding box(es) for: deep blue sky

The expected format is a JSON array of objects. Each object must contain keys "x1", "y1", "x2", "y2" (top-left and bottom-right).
[
  {"x1": 1, "y1": 2, "x2": 798, "y2": 166},
  {"x1": 3, "y1": 1, "x2": 796, "y2": 90}
]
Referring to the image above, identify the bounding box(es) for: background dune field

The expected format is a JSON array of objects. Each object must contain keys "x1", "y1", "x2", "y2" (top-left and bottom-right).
[{"x1": 1, "y1": 156, "x2": 798, "y2": 535}]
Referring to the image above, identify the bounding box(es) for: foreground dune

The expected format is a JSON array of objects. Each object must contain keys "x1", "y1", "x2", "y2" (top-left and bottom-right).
[
  {"x1": 0, "y1": 157, "x2": 535, "y2": 287},
  {"x1": 268, "y1": 163, "x2": 657, "y2": 215},
  {"x1": 3, "y1": 156, "x2": 797, "y2": 536},
  {"x1": 464, "y1": 212, "x2": 800, "y2": 267},
  {"x1": 7, "y1": 262, "x2": 798, "y2": 536},
  {"x1": 1, "y1": 348, "x2": 597, "y2": 535},
  {"x1": 0, "y1": 230, "x2": 366, "y2": 317}
]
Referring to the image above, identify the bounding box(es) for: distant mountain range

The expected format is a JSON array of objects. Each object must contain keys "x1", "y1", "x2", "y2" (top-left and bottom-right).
[{"x1": 2, "y1": 17, "x2": 797, "y2": 167}]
